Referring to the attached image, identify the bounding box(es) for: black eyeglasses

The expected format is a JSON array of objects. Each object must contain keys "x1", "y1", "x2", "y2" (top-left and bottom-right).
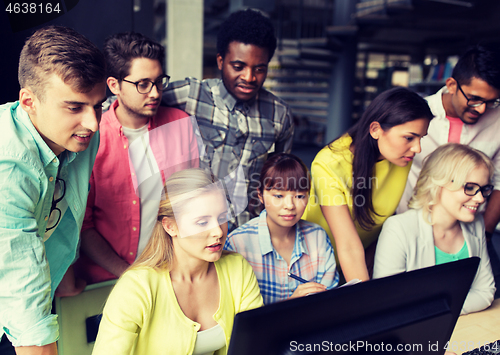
[
  {"x1": 46, "y1": 178, "x2": 66, "y2": 232},
  {"x1": 455, "y1": 80, "x2": 500, "y2": 109},
  {"x1": 122, "y1": 75, "x2": 170, "y2": 94},
  {"x1": 463, "y1": 182, "x2": 494, "y2": 198}
]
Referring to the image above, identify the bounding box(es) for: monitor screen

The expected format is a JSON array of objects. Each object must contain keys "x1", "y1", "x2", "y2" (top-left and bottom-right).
[{"x1": 228, "y1": 257, "x2": 480, "y2": 355}]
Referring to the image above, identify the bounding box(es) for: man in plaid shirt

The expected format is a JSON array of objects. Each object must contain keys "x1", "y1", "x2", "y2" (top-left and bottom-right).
[{"x1": 162, "y1": 9, "x2": 294, "y2": 229}]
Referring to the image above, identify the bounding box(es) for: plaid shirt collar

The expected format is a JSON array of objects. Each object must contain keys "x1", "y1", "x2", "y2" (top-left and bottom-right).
[
  {"x1": 257, "y1": 210, "x2": 310, "y2": 261},
  {"x1": 214, "y1": 79, "x2": 257, "y2": 114}
]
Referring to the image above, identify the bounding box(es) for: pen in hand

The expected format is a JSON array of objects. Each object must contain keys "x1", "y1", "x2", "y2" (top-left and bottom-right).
[{"x1": 288, "y1": 272, "x2": 309, "y2": 284}]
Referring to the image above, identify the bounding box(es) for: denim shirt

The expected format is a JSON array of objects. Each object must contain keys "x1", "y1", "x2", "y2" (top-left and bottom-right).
[{"x1": 0, "y1": 102, "x2": 99, "y2": 346}]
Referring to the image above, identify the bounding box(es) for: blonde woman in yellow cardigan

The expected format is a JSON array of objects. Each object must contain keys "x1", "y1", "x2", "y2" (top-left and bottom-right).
[{"x1": 92, "y1": 168, "x2": 263, "y2": 355}]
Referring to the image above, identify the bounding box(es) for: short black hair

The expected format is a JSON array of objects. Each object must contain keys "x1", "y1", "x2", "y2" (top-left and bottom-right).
[
  {"x1": 217, "y1": 9, "x2": 277, "y2": 62},
  {"x1": 103, "y1": 32, "x2": 164, "y2": 81},
  {"x1": 452, "y1": 42, "x2": 500, "y2": 90},
  {"x1": 259, "y1": 153, "x2": 310, "y2": 194}
]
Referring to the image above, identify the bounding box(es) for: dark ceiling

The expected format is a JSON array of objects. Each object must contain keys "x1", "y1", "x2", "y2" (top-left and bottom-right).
[
  {"x1": 354, "y1": 0, "x2": 500, "y2": 56},
  {"x1": 203, "y1": 0, "x2": 500, "y2": 57}
]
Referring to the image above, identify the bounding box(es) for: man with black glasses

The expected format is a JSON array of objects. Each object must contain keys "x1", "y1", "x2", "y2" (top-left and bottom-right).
[
  {"x1": 0, "y1": 26, "x2": 106, "y2": 355},
  {"x1": 397, "y1": 43, "x2": 500, "y2": 295},
  {"x1": 74, "y1": 32, "x2": 199, "y2": 285}
]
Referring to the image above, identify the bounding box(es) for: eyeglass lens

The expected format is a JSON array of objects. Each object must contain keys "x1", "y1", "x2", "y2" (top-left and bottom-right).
[
  {"x1": 464, "y1": 182, "x2": 494, "y2": 197},
  {"x1": 46, "y1": 208, "x2": 61, "y2": 232},
  {"x1": 136, "y1": 76, "x2": 169, "y2": 94},
  {"x1": 46, "y1": 178, "x2": 66, "y2": 232},
  {"x1": 456, "y1": 81, "x2": 500, "y2": 109}
]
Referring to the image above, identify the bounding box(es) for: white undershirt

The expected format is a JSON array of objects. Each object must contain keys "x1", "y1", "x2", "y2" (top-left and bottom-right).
[
  {"x1": 122, "y1": 124, "x2": 163, "y2": 258},
  {"x1": 192, "y1": 324, "x2": 225, "y2": 355}
]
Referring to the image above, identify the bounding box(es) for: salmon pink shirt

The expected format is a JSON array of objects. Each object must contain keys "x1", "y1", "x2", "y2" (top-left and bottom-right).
[{"x1": 76, "y1": 100, "x2": 200, "y2": 284}]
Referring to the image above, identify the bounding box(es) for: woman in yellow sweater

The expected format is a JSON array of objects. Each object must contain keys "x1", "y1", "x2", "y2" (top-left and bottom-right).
[
  {"x1": 92, "y1": 168, "x2": 263, "y2": 355},
  {"x1": 303, "y1": 87, "x2": 434, "y2": 283}
]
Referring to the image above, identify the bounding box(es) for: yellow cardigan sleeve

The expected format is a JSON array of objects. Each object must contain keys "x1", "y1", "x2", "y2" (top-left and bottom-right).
[
  {"x1": 237, "y1": 254, "x2": 264, "y2": 313},
  {"x1": 94, "y1": 255, "x2": 263, "y2": 355},
  {"x1": 92, "y1": 270, "x2": 146, "y2": 355},
  {"x1": 217, "y1": 253, "x2": 263, "y2": 355}
]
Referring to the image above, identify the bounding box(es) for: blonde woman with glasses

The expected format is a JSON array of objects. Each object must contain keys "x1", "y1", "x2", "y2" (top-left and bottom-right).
[{"x1": 374, "y1": 143, "x2": 495, "y2": 314}]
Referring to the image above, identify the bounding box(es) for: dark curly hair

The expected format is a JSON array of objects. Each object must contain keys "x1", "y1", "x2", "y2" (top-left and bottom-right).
[
  {"x1": 217, "y1": 9, "x2": 277, "y2": 62},
  {"x1": 103, "y1": 32, "x2": 164, "y2": 81}
]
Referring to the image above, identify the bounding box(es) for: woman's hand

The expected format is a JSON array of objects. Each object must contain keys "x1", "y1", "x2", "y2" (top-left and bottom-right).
[{"x1": 290, "y1": 282, "x2": 327, "y2": 299}]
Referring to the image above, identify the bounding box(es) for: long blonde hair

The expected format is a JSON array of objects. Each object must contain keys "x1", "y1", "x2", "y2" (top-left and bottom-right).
[
  {"x1": 131, "y1": 168, "x2": 221, "y2": 270},
  {"x1": 409, "y1": 143, "x2": 494, "y2": 223}
]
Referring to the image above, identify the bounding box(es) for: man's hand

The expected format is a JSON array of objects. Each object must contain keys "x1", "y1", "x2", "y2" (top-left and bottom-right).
[
  {"x1": 80, "y1": 227, "x2": 130, "y2": 278},
  {"x1": 484, "y1": 190, "x2": 500, "y2": 241},
  {"x1": 54, "y1": 265, "x2": 86, "y2": 297}
]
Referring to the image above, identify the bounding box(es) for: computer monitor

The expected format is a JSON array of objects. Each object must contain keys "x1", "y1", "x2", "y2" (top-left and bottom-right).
[{"x1": 228, "y1": 257, "x2": 480, "y2": 355}]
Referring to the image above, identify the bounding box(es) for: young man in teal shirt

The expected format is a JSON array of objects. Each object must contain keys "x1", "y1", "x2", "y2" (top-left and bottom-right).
[{"x1": 0, "y1": 26, "x2": 106, "y2": 355}]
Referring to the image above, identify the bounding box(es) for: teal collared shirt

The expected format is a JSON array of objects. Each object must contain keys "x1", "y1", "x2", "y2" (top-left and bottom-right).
[{"x1": 0, "y1": 102, "x2": 99, "y2": 346}]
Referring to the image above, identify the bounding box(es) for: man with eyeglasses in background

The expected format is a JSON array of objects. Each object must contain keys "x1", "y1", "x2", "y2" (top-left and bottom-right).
[
  {"x1": 397, "y1": 42, "x2": 500, "y2": 296},
  {"x1": 0, "y1": 26, "x2": 106, "y2": 355},
  {"x1": 74, "y1": 32, "x2": 200, "y2": 285}
]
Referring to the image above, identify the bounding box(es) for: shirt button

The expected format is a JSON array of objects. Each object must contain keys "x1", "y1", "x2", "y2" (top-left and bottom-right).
[
  {"x1": 49, "y1": 177, "x2": 54, "y2": 182},
  {"x1": 44, "y1": 216, "x2": 48, "y2": 221},
  {"x1": 52, "y1": 158, "x2": 57, "y2": 163},
  {"x1": 124, "y1": 145, "x2": 127, "y2": 149},
  {"x1": 133, "y1": 200, "x2": 137, "y2": 204},
  {"x1": 129, "y1": 252, "x2": 134, "y2": 256},
  {"x1": 133, "y1": 227, "x2": 137, "y2": 231}
]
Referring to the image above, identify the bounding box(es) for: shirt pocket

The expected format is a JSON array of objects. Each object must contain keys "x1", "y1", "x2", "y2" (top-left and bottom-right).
[
  {"x1": 198, "y1": 123, "x2": 228, "y2": 164},
  {"x1": 249, "y1": 136, "x2": 275, "y2": 165}
]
